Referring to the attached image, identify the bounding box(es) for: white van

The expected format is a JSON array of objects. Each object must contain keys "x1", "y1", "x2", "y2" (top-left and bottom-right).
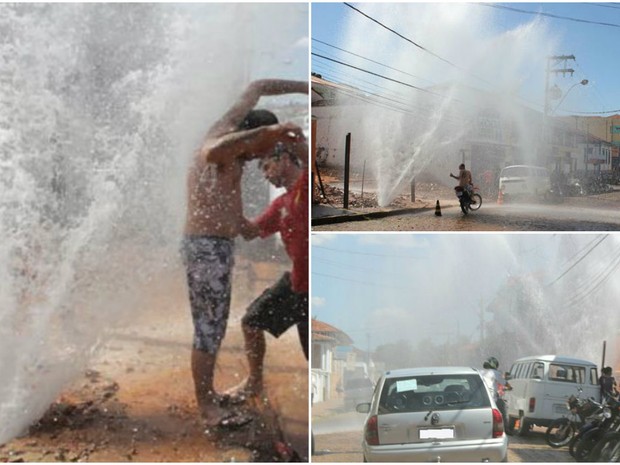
[
  {"x1": 503, "y1": 355, "x2": 599, "y2": 435},
  {"x1": 498, "y1": 165, "x2": 551, "y2": 201}
]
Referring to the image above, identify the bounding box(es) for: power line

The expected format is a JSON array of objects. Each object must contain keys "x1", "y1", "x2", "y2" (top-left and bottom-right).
[
  {"x1": 343, "y1": 2, "x2": 494, "y2": 87},
  {"x1": 313, "y1": 244, "x2": 425, "y2": 259},
  {"x1": 311, "y1": 271, "x2": 412, "y2": 291},
  {"x1": 312, "y1": 58, "x2": 464, "y2": 122},
  {"x1": 312, "y1": 37, "x2": 434, "y2": 86},
  {"x1": 545, "y1": 235, "x2": 609, "y2": 287},
  {"x1": 480, "y1": 3, "x2": 620, "y2": 29},
  {"x1": 560, "y1": 108, "x2": 620, "y2": 115},
  {"x1": 591, "y1": 3, "x2": 620, "y2": 10},
  {"x1": 312, "y1": 52, "x2": 441, "y2": 97},
  {"x1": 566, "y1": 246, "x2": 620, "y2": 308}
]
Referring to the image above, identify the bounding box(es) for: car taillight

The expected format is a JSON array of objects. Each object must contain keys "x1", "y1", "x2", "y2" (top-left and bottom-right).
[
  {"x1": 492, "y1": 408, "x2": 504, "y2": 438},
  {"x1": 529, "y1": 397, "x2": 536, "y2": 413},
  {"x1": 365, "y1": 415, "x2": 380, "y2": 445}
]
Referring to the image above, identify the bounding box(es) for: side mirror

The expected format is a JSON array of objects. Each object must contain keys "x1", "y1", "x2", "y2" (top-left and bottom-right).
[{"x1": 356, "y1": 403, "x2": 371, "y2": 414}]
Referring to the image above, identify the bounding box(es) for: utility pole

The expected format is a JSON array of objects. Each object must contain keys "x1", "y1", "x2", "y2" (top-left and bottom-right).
[
  {"x1": 479, "y1": 298, "x2": 485, "y2": 348},
  {"x1": 542, "y1": 55, "x2": 576, "y2": 168}
]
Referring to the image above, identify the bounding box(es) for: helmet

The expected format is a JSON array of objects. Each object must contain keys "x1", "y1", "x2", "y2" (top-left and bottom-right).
[{"x1": 487, "y1": 357, "x2": 499, "y2": 370}]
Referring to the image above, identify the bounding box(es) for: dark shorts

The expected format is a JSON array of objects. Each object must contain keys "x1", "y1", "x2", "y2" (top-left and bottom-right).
[
  {"x1": 242, "y1": 272, "x2": 308, "y2": 341},
  {"x1": 181, "y1": 235, "x2": 234, "y2": 354}
]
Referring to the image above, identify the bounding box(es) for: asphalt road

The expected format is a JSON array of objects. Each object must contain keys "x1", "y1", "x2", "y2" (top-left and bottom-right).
[
  {"x1": 311, "y1": 425, "x2": 572, "y2": 462},
  {"x1": 313, "y1": 199, "x2": 620, "y2": 232}
]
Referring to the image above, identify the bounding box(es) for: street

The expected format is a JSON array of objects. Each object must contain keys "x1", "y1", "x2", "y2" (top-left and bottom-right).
[
  {"x1": 312, "y1": 404, "x2": 572, "y2": 462},
  {"x1": 313, "y1": 196, "x2": 620, "y2": 231}
]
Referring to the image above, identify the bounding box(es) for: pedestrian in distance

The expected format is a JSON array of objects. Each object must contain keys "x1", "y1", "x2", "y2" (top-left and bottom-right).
[
  {"x1": 599, "y1": 366, "x2": 618, "y2": 402},
  {"x1": 181, "y1": 79, "x2": 308, "y2": 428}
]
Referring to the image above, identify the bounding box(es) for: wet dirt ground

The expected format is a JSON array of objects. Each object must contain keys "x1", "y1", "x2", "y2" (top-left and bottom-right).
[{"x1": 0, "y1": 257, "x2": 308, "y2": 463}]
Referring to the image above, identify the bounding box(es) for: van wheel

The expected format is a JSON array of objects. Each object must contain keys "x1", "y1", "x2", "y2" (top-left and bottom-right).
[
  {"x1": 506, "y1": 416, "x2": 516, "y2": 436},
  {"x1": 514, "y1": 414, "x2": 530, "y2": 436}
]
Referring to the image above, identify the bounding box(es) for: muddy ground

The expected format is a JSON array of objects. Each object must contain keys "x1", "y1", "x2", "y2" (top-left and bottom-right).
[{"x1": 0, "y1": 257, "x2": 308, "y2": 463}]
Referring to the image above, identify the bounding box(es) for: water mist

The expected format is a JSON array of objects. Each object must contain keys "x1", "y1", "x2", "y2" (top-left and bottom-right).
[
  {"x1": 0, "y1": 3, "x2": 307, "y2": 444},
  {"x1": 333, "y1": 3, "x2": 559, "y2": 206}
]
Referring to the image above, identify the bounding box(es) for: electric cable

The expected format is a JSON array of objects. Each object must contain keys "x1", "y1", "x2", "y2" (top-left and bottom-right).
[
  {"x1": 480, "y1": 3, "x2": 620, "y2": 29},
  {"x1": 545, "y1": 235, "x2": 608, "y2": 287}
]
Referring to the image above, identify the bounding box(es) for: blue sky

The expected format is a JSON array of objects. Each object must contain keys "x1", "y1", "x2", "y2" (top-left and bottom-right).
[
  {"x1": 311, "y1": 2, "x2": 620, "y2": 116},
  {"x1": 310, "y1": 233, "x2": 614, "y2": 351}
]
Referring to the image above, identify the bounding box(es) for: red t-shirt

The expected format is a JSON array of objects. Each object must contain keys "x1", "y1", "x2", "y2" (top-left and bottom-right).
[{"x1": 255, "y1": 168, "x2": 308, "y2": 293}]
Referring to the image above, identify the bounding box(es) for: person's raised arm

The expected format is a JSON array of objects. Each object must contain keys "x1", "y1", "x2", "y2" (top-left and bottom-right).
[
  {"x1": 207, "y1": 79, "x2": 308, "y2": 139},
  {"x1": 205, "y1": 122, "x2": 306, "y2": 165}
]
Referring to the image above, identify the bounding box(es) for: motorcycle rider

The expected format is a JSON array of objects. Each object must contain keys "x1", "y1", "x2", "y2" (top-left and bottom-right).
[
  {"x1": 450, "y1": 163, "x2": 474, "y2": 203},
  {"x1": 480, "y1": 356, "x2": 510, "y2": 429}
]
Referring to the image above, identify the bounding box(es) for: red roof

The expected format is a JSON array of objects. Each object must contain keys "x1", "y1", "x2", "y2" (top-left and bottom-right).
[{"x1": 311, "y1": 319, "x2": 354, "y2": 345}]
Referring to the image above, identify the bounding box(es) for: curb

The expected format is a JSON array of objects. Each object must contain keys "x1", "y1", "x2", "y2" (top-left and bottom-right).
[{"x1": 311, "y1": 206, "x2": 435, "y2": 226}]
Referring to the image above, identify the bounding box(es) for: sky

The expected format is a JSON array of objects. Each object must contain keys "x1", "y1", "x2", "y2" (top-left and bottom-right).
[
  {"x1": 311, "y1": 2, "x2": 620, "y2": 117},
  {"x1": 310, "y1": 233, "x2": 615, "y2": 351}
]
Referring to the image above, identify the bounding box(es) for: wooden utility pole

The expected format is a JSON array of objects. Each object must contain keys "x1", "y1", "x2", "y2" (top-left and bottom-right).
[{"x1": 344, "y1": 133, "x2": 351, "y2": 209}]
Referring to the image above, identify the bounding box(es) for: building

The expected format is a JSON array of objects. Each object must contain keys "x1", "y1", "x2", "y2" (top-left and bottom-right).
[
  {"x1": 311, "y1": 318, "x2": 353, "y2": 403},
  {"x1": 311, "y1": 75, "x2": 611, "y2": 198}
]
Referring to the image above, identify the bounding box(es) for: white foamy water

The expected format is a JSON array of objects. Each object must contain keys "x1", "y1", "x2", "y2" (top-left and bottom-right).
[
  {"x1": 331, "y1": 3, "x2": 559, "y2": 206},
  {"x1": 0, "y1": 3, "x2": 307, "y2": 444}
]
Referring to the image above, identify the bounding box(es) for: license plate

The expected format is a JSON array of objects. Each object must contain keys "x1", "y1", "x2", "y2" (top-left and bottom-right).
[
  {"x1": 554, "y1": 404, "x2": 569, "y2": 414},
  {"x1": 419, "y1": 428, "x2": 455, "y2": 439}
]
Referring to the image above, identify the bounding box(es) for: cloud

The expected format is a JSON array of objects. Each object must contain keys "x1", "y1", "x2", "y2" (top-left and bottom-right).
[
  {"x1": 311, "y1": 234, "x2": 337, "y2": 246},
  {"x1": 357, "y1": 234, "x2": 431, "y2": 249},
  {"x1": 312, "y1": 296, "x2": 326, "y2": 307}
]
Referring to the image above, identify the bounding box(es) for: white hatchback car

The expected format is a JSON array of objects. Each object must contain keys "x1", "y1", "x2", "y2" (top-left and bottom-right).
[{"x1": 356, "y1": 366, "x2": 508, "y2": 462}]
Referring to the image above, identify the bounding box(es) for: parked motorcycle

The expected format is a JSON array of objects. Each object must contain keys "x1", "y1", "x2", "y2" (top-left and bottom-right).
[
  {"x1": 569, "y1": 402, "x2": 611, "y2": 458},
  {"x1": 545, "y1": 388, "x2": 602, "y2": 448},
  {"x1": 572, "y1": 397, "x2": 620, "y2": 462},
  {"x1": 454, "y1": 185, "x2": 482, "y2": 215}
]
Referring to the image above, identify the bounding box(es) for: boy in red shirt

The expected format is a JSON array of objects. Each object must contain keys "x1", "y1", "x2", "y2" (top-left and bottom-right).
[{"x1": 234, "y1": 130, "x2": 308, "y2": 399}]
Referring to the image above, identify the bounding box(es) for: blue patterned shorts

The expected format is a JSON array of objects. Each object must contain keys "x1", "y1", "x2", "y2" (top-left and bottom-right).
[{"x1": 182, "y1": 236, "x2": 234, "y2": 354}]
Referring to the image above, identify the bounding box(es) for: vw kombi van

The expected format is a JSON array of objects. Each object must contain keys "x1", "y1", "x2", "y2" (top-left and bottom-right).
[
  {"x1": 503, "y1": 355, "x2": 599, "y2": 435},
  {"x1": 498, "y1": 165, "x2": 551, "y2": 201}
]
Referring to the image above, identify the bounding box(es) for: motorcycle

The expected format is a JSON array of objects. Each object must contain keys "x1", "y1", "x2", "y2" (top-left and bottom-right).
[
  {"x1": 572, "y1": 396, "x2": 620, "y2": 462},
  {"x1": 545, "y1": 388, "x2": 603, "y2": 448},
  {"x1": 454, "y1": 185, "x2": 482, "y2": 215}
]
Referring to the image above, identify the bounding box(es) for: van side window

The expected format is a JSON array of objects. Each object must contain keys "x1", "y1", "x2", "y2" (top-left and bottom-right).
[
  {"x1": 549, "y1": 364, "x2": 586, "y2": 383},
  {"x1": 590, "y1": 368, "x2": 599, "y2": 385},
  {"x1": 514, "y1": 363, "x2": 523, "y2": 379},
  {"x1": 523, "y1": 363, "x2": 532, "y2": 379},
  {"x1": 530, "y1": 362, "x2": 544, "y2": 379}
]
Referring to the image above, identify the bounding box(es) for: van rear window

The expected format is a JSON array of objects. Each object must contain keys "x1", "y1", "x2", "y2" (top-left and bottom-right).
[{"x1": 549, "y1": 364, "x2": 586, "y2": 383}]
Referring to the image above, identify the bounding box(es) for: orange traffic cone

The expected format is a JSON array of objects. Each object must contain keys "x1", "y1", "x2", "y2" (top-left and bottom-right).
[
  {"x1": 497, "y1": 190, "x2": 504, "y2": 205},
  {"x1": 435, "y1": 200, "x2": 442, "y2": 216}
]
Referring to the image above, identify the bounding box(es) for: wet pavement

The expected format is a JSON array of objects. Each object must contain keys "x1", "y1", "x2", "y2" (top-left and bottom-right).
[
  {"x1": 311, "y1": 398, "x2": 571, "y2": 462},
  {"x1": 313, "y1": 190, "x2": 620, "y2": 232}
]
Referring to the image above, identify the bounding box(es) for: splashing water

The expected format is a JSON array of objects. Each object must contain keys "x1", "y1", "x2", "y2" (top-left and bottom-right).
[
  {"x1": 0, "y1": 3, "x2": 307, "y2": 444},
  {"x1": 332, "y1": 3, "x2": 560, "y2": 206}
]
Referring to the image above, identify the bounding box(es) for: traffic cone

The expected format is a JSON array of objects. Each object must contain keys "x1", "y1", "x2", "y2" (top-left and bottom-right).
[
  {"x1": 435, "y1": 200, "x2": 442, "y2": 216},
  {"x1": 497, "y1": 190, "x2": 504, "y2": 205}
]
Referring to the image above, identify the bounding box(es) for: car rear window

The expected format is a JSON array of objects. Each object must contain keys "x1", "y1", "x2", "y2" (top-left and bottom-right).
[{"x1": 377, "y1": 373, "x2": 491, "y2": 414}]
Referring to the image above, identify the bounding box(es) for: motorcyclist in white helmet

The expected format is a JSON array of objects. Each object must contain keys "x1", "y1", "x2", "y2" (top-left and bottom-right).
[{"x1": 480, "y1": 357, "x2": 510, "y2": 429}]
